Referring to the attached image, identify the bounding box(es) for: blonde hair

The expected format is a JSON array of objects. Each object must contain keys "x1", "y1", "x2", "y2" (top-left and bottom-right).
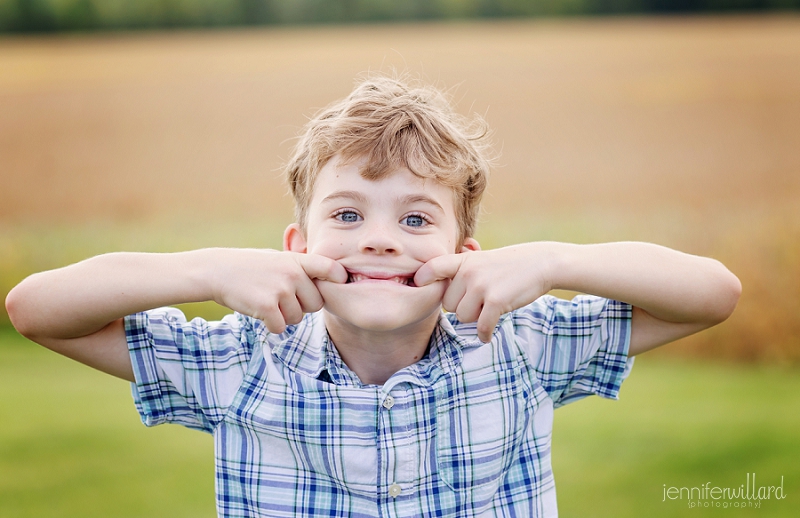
[{"x1": 285, "y1": 75, "x2": 493, "y2": 245}]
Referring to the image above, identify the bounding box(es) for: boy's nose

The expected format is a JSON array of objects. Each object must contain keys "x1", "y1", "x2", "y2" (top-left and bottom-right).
[{"x1": 358, "y1": 224, "x2": 402, "y2": 255}]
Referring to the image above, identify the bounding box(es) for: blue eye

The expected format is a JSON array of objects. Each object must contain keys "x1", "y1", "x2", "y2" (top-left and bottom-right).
[
  {"x1": 403, "y1": 214, "x2": 427, "y2": 227},
  {"x1": 335, "y1": 211, "x2": 361, "y2": 223}
]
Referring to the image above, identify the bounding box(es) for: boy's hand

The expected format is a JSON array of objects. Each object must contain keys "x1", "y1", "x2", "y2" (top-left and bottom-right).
[
  {"x1": 210, "y1": 249, "x2": 348, "y2": 334},
  {"x1": 416, "y1": 241, "x2": 742, "y2": 354},
  {"x1": 414, "y1": 244, "x2": 553, "y2": 343}
]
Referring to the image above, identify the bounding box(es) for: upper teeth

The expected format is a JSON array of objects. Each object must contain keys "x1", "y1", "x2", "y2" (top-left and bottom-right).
[{"x1": 348, "y1": 273, "x2": 410, "y2": 285}]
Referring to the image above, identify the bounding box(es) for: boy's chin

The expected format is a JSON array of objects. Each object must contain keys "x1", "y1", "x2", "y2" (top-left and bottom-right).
[{"x1": 317, "y1": 280, "x2": 446, "y2": 333}]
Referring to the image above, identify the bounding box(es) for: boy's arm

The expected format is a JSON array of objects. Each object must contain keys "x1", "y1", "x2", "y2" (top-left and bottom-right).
[
  {"x1": 5, "y1": 249, "x2": 347, "y2": 381},
  {"x1": 414, "y1": 241, "x2": 741, "y2": 354}
]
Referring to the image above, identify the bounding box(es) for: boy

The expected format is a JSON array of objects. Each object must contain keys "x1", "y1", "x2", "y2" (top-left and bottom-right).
[{"x1": 5, "y1": 76, "x2": 740, "y2": 517}]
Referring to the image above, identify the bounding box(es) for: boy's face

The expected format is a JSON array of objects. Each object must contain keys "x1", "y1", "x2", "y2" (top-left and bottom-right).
[{"x1": 285, "y1": 155, "x2": 478, "y2": 334}]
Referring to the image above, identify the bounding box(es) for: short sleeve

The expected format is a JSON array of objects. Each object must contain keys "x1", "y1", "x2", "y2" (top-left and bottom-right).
[
  {"x1": 512, "y1": 295, "x2": 634, "y2": 408},
  {"x1": 124, "y1": 308, "x2": 258, "y2": 433}
]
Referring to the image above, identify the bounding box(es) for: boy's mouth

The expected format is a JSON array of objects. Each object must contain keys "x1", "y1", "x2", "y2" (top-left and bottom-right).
[{"x1": 345, "y1": 270, "x2": 416, "y2": 287}]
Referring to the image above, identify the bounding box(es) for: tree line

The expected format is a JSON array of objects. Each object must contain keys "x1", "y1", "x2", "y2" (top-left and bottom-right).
[{"x1": 2, "y1": 0, "x2": 798, "y2": 32}]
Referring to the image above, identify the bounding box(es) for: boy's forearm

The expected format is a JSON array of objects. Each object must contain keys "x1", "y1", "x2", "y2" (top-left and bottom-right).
[
  {"x1": 6, "y1": 250, "x2": 217, "y2": 340},
  {"x1": 546, "y1": 241, "x2": 741, "y2": 325}
]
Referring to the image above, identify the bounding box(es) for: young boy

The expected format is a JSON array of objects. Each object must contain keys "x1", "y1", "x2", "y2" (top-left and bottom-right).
[{"x1": 5, "y1": 76, "x2": 740, "y2": 517}]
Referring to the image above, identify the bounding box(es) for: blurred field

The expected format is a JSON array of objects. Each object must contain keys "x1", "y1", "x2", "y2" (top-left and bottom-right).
[
  {"x1": 2, "y1": 328, "x2": 798, "y2": 516},
  {"x1": 1, "y1": 14, "x2": 799, "y2": 367}
]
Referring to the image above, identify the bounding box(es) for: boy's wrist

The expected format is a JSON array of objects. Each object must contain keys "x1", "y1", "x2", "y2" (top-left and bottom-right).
[
  {"x1": 176, "y1": 248, "x2": 225, "y2": 305},
  {"x1": 528, "y1": 241, "x2": 576, "y2": 293}
]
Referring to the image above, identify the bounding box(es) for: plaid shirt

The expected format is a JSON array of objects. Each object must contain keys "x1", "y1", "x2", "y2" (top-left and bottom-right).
[{"x1": 125, "y1": 295, "x2": 633, "y2": 518}]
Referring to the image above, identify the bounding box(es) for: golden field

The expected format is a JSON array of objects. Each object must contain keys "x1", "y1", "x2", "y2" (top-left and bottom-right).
[{"x1": 1, "y1": 15, "x2": 799, "y2": 362}]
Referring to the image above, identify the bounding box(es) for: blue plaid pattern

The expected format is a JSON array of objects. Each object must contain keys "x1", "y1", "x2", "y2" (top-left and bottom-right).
[{"x1": 125, "y1": 295, "x2": 633, "y2": 517}]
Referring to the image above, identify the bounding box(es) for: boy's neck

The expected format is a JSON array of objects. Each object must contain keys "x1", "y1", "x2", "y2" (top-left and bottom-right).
[{"x1": 322, "y1": 310, "x2": 440, "y2": 386}]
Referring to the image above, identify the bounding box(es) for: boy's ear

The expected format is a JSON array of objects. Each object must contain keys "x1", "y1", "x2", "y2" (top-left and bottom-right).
[
  {"x1": 460, "y1": 237, "x2": 481, "y2": 253},
  {"x1": 283, "y1": 223, "x2": 308, "y2": 253}
]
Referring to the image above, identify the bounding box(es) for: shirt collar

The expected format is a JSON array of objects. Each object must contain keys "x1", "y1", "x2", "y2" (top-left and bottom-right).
[{"x1": 257, "y1": 311, "x2": 329, "y2": 380}]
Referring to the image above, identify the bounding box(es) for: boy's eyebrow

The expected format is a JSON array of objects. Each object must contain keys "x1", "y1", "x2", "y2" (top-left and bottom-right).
[
  {"x1": 397, "y1": 194, "x2": 445, "y2": 214},
  {"x1": 320, "y1": 191, "x2": 445, "y2": 213},
  {"x1": 320, "y1": 190, "x2": 369, "y2": 205}
]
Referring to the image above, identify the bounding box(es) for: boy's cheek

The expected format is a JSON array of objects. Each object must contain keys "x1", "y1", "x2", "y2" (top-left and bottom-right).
[{"x1": 305, "y1": 243, "x2": 348, "y2": 261}]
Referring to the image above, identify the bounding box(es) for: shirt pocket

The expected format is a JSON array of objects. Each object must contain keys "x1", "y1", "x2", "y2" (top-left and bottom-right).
[
  {"x1": 434, "y1": 362, "x2": 527, "y2": 493},
  {"x1": 229, "y1": 376, "x2": 379, "y2": 495}
]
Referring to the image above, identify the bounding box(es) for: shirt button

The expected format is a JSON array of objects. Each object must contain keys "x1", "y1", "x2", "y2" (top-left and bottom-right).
[
  {"x1": 388, "y1": 483, "x2": 402, "y2": 498},
  {"x1": 382, "y1": 395, "x2": 395, "y2": 409}
]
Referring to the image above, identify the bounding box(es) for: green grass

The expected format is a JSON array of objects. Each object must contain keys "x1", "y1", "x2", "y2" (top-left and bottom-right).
[
  {"x1": 553, "y1": 358, "x2": 800, "y2": 517},
  {"x1": 1, "y1": 327, "x2": 798, "y2": 517},
  {"x1": 0, "y1": 328, "x2": 215, "y2": 518}
]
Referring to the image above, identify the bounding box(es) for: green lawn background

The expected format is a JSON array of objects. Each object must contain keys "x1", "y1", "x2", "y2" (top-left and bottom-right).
[{"x1": 2, "y1": 326, "x2": 798, "y2": 517}]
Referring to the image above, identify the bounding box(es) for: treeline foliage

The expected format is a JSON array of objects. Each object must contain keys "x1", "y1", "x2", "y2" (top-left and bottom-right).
[{"x1": 2, "y1": 0, "x2": 798, "y2": 32}]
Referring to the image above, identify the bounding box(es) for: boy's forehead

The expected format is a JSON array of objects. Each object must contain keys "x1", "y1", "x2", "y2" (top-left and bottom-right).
[{"x1": 311, "y1": 156, "x2": 457, "y2": 212}]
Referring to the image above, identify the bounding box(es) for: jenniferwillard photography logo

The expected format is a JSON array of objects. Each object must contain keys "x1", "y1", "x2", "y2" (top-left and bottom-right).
[{"x1": 663, "y1": 473, "x2": 786, "y2": 509}]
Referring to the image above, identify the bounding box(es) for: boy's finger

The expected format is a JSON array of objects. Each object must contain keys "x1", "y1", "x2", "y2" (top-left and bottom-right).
[
  {"x1": 300, "y1": 255, "x2": 348, "y2": 283},
  {"x1": 476, "y1": 304, "x2": 503, "y2": 343},
  {"x1": 261, "y1": 306, "x2": 287, "y2": 335},
  {"x1": 454, "y1": 293, "x2": 483, "y2": 324},
  {"x1": 414, "y1": 255, "x2": 463, "y2": 287},
  {"x1": 279, "y1": 296, "x2": 304, "y2": 326},
  {"x1": 296, "y1": 280, "x2": 324, "y2": 313},
  {"x1": 441, "y1": 277, "x2": 467, "y2": 313}
]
